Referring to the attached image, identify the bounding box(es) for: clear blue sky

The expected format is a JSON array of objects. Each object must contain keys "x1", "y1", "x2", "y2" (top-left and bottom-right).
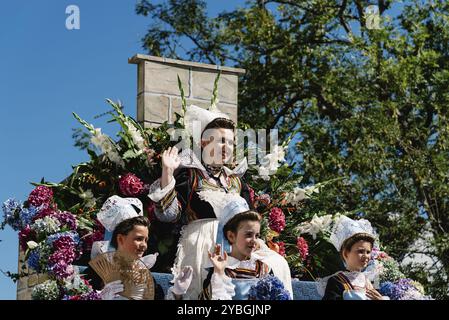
[{"x1": 0, "y1": 0, "x2": 247, "y2": 300}]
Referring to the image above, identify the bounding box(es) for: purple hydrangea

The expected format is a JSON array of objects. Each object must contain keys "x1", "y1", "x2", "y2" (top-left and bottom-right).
[
  {"x1": 379, "y1": 278, "x2": 424, "y2": 300},
  {"x1": 50, "y1": 261, "x2": 74, "y2": 280},
  {"x1": 55, "y1": 211, "x2": 77, "y2": 231},
  {"x1": 46, "y1": 231, "x2": 80, "y2": 247},
  {"x1": 79, "y1": 291, "x2": 102, "y2": 300},
  {"x1": 248, "y1": 275, "x2": 291, "y2": 300},
  {"x1": 48, "y1": 247, "x2": 76, "y2": 265}
]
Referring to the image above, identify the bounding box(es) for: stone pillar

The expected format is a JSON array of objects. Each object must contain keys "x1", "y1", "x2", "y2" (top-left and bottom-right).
[
  {"x1": 128, "y1": 54, "x2": 245, "y2": 127},
  {"x1": 16, "y1": 246, "x2": 48, "y2": 300}
]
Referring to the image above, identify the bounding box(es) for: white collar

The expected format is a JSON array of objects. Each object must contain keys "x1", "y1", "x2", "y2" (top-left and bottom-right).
[
  {"x1": 179, "y1": 148, "x2": 248, "y2": 178},
  {"x1": 226, "y1": 255, "x2": 259, "y2": 270}
]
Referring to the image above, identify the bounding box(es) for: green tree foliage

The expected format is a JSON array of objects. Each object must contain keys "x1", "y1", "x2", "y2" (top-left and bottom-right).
[{"x1": 136, "y1": 0, "x2": 449, "y2": 298}]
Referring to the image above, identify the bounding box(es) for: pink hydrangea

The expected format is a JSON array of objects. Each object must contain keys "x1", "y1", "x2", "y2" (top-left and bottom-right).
[
  {"x1": 296, "y1": 236, "x2": 309, "y2": 261},
  {"x1": 28, "y1": 186, "x2": 53, "y2": 207},
  {"x1": 19, "y1": 225, "x2": 35, "y2": 251},
  {"x1": 119, "y1": 173, "x2": 145, "y2": 196},
  {"x1": 50, "y1": 261, "x2": 74, "y2": 280},
  {"x1": 48, "y1": 247, "x2": 76, "y2": 265},
  {"x1": 269, "y1": 207, "x2": 285, "y2": 233}
]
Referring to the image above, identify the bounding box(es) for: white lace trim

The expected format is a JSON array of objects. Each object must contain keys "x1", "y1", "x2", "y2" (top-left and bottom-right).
[{"x1": 147, "y1": 177, "x2": 176, "y2": 203}]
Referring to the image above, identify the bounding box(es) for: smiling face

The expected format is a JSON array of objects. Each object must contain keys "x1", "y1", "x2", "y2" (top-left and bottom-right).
[
  {"x1": 227, "y1": 220, "x2": 261, "y2": 261},
  {"x1": 117, "y1": 225, "x2": 149, "y2": 259},
  {"x1": 342, "y1": 240, "x2": 373, "y2": 272},
  {"x1": 201, "y1": 128, "x2": 234, "y2": 166}
]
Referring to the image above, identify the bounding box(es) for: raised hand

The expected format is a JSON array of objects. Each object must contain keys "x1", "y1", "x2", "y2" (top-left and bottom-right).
[
  {"x1": 161, "y1": 146, "x2": 181, "y2": 188},
  {"x1": 172, "y1": 266, "x2": 194, "y2": 296},
  {"x1": 208, "y1": 244, "x2": 228, "y2": 275},
  {"x1": 162, "y1": 146, "x2": 181, "y2": 172}
]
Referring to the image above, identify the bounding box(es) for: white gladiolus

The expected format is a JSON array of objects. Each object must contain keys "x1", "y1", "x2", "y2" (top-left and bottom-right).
[
  {"x1": 296, "y1": 214, "x2": 333, "y2": 239},
  {"x1": 125, "y1": 120, "x2": 146, "y2": 153},
  {"x1": 90, "y1": 128, "x2": 125, "y2": 168}
]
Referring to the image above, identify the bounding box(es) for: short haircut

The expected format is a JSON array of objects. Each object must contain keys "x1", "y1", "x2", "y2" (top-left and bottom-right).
[
  {"x1": 110, "y1": 216, "x2": 149, "y2": 249},
  {"x1": 203, "y1": 117, "x2": 235, "y2": 133},
  {"x1": 223, "y1": 210, "x2": 261, "y2": 242}
]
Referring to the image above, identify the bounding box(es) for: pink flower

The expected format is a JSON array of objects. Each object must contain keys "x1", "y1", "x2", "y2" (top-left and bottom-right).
[
  {"x1": 248, "y1": 186, "x2": 255, "y2": 206},
  {"x1": 269, "y1": 207, "x2": 285, "y2": 233},
  {"x1": 296, "y1": 237, "x2": 309, "y2": 261},
  {"x1": 18, "y1": 225, "x2": 35, "y2": 251},
  {"x1": 119, "y1": 173, "x2": 145, "y2": 196},
  {"x1": 28, "y1": 186, "x2": 53, "y2": 207}
]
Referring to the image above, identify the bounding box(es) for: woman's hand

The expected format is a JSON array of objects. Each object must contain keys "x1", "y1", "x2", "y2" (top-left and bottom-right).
[
  {"x1": 161, "y1": 146, "x2": 180, "y2": 188},
  {"x1": 208, "y1": 244, "x2": 228, "y2": 276},
  {"x1": 366, "y1": 288, "x2": 384, "y2": 300}
]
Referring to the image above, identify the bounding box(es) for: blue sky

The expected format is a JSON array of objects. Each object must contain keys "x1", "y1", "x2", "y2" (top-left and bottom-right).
[{"x1": 0, "y1": 0, "x2": 247, "y2": 300}]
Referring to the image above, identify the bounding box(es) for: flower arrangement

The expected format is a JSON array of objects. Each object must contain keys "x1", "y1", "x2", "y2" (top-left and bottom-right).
[
  {"x1": 379, "y1": 279, "x2": 433, "y2": 300},
  {"x1": 248, "y1": 275, "x2": 291, "y2": 300}
]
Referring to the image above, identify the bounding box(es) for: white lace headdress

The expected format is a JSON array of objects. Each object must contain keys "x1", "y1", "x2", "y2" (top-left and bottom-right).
[
  {"x1": 183, "y1": 104, "x2": 232, "y2": 143},
  {"x1": 329, "y1": 215, "x2": 376, "y2": 252},
  {"x1": 97, "y1": 195, "x2": 143, "y2": 232}
]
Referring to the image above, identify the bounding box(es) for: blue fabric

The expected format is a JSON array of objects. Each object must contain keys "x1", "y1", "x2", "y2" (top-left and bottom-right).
[
  {"x1": 231, "y1": 278, "x2": 259, "y2": 300},
  {"x1": 150, "y1": 273, "x2": 322, "y2": 300}
]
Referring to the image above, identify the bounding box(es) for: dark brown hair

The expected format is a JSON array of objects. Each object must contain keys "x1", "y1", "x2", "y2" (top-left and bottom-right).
[
  {"x1": 203, "y1": 117, "x2": 235, "y2": 133},
  {"x1": 110, "y1": 216, "x2": 149, "y2": 249},
  {"x1": 223, "y1": 210, "x2": 261, "y2": 242},
  {"x1": 340, "y1": 233, "x2": 375, "y2": 257}
]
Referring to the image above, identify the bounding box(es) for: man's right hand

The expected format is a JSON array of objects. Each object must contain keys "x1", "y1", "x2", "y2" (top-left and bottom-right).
[{"x1": 161, "y1": 146, "x2": 181, "y2": 188}]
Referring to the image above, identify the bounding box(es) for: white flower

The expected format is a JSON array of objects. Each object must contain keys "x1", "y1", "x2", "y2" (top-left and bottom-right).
[
  {"x1": 296, "y1": 214, "x2": 333, "y2": 239},
  {"x1": 80, "y1": 190, "x2": 96, "y2": 208},
  {"x1": 256, "y1": 166, "x2": 271, "y2": 181},
  {"x1": 125, "y1": 120, "x2": 146, "y2": 153},
  {"x1": 31, "y1": 216, "x2": 61, "y2": 235},
  {"x1": 285, "y1": 187, "x2": 307, "y2": 206},
  {"x1": 90, "y1": 127, "x2": 125, "y2": 168},
  {"x1": 304, "y1": 185, "x2": 320, "y2": 195},
  {"x1": 271, "y1": 145, "x2": 286, "y2": 163},
  {"x1": 27, "y1": 241, "x2": 39, "y2": 250}
]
